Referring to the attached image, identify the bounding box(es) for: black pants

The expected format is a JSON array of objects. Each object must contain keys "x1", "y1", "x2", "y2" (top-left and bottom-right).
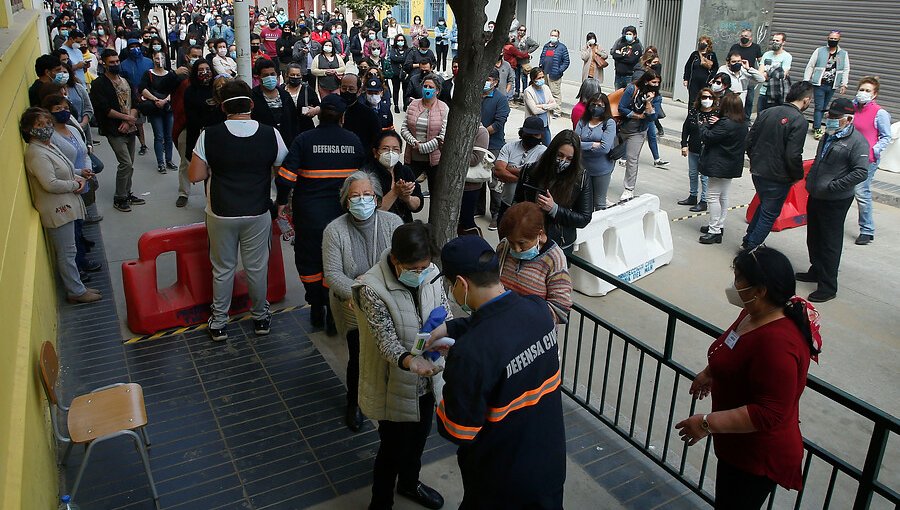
[
  {"x1": 346, "y1": 329, "x2": 360, "y2": 406},
  {"x1": 806, "y1": 196, "x2": 854, "y2": 296},
  {"x1": 435, "y1": 44, "x2": 448, "y2": 71},
  {"x1": 459, "y1": 186, "x2": 480, "y2": 230},
  {"x1": 390, "y1": 76, "x2": 406, "y2": 107},
  {"x1": 370, "y1": 393, "x2": 434, "y2": 509},
  {"x1": 714, "y1": 461, "x2": 775, "y2": 510}
]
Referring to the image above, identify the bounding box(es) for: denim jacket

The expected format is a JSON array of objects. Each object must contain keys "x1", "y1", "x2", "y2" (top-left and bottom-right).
[
  {"x1": 803, "y1": 46, "x2": 849, "y2": 89},
  {"x1": 617, "y1": 83, "x2": 661, "y2": 133}
]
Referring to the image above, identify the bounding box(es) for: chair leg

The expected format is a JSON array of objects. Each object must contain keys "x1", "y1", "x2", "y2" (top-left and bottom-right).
[
  {"x1": 61, "y1": 442, "x2": 74, "y2": 466},
  {"x1": 140, "y1": 426, "x2": 151, "y2": 447},
  {"x1": 70, "y1": 440, "x2": 97, "y2": 500},
  {"x1": 129, "y1": 430, "x2": 159, "y2": 501}
]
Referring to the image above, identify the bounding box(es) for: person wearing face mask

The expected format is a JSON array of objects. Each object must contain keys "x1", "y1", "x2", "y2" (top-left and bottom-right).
[
  {"x1": 329, "y1": 20, "x2": 349, "y2": 59},
  {"x1": 697, "y1": 93, "x2": 748, "y2": 245},
  {"x1": 799, "y1": 98, "x2": 869, "y2": 302},
  {"x1": 291, "y1": 27, "x2": 322, "y2": 89},
  {"x1": 388, "y1": 35, "x2": 409, "y2": 112},
  {"x1": 364, "y1": 130, "x2": 424, "y2": 223},
  {"x1": 276, "y1": 94, "x2": 366, "y2": 333},
  {"x1": 538, "y1": 29, "x2": 569, "y2": 117},
  {"x1": 495, "y1": 202, "x2": 572, "y2": 322},
  {"x1": 323, "y1": 171, "x2": 403, "y2": 432},
  {"x1": 364, "y1": 33, "x2": 387, "y2": 61},
  {"x1": 62, "y1": 30, "x2": 88, "y2": 86},
  {"x1": 513, "y1": 130, "x2": 591, "y2": 254},
  {"x1": 21, "y1": 107, "x2": 99, "y2": 304},
  {"x1": 260, "y1": 16, "x2": 282, "y2": 63},
  {"x1": 616, "y1": 70, "x2": 663, "y2": 200},
  {"x1": 742, "y1": 81, "x2": 813, "y2": 251},
  {"x1": 494, "y1": 117, "x2": 547, "y2": 218},
  {"x1": 403, "y1": 37, "x2": 437, "y2": 100},
  {"x1": 757, "y1": 32, "x2": 792, "y2": 112},
  {"x1": 29, "y1": 55, "x2": 66, "y2": 107},
  {"x1": 251, "y1": 58, "x2": 299, "y2": 145},
  {"x1": 282, "y1": 63, "x2": 321, "y2": 136},
  {"x1": 310, "y1": 20, "x2": 330, "y2": 45},
  {"x1": 189, "y1": 80, "x2": 288, "y2": 342},
  {"x1": 353, "y1": 220, "x2": 448, "y2": 510},
  {"x1": 176, "y1": 56, "x2": 223, "y2": 207},
  {"x1": 409, "y1": 15, "x2": 427, "y2": 47},
  {"x1": 708, "y1": 72, "x2": 732, "y2": 100},
  {"x1": 717, "y1": 50, "x2": 765, "y2": 103},
  {"x1": 803, "y1": 31, "x2": 850, "y2": 140},
  {"x1": 140, "y1": 50, "x2": 180, "y2": 173},
  {"x1": 675, "y1": 246, "x2": 822, "y2": 510},
  {"x1": 433, "y1": 18, "x2": 450, "y2": 72},
  {"x1": 580, "y1": 31, "x2": 609, "y2": 83},
  {"x1": 427, "y1": 235, "x2": 565, "y2": 509},
  {"x1": 682, "y1": 36, "x2": 718, "y2": 105},
  {"x1": 120, "y1": 39, "x2": 153, "y2": 156},
  {"x1": 611, "y1": 25, "x2": 643, "y2": 90},
  {"x1": 400, "y1": 73, "x2": 448, "y2": 193},
  {"x1": 730, "y1": 29, "x2": 763, "y2": 120},
  {"x1": 631, "y1": 49, "x2": 669, "y2": 168},
  {"x1": 574, "y1": 92, "x2": 617, "y2": 210},
  {"x1": 275, "y1": 22, "x2": 297, "y2": 69},
  {"x1": 312, "y1": 38, "x2": 345, "y2": 98},
  {"x1": 338, "y1": 73, "x2": 381, "y2": 151},
  {"x1": 210, "y1": 38, "x2": 237, "y2": 77},
  {"x1": 249, "y1": 33, "x2": 272, "y2": 87},
  {"x1": 852, "y1": 77, "x2": 892, "y2": 246},
  {"x1": 208, "y1": 15, "x2": 234, "y2": 46},
  {"x1": 478, "y1": 69, "x2": 511, "y2": 229},
  {"x1": 364, "y1": 76, "x2": 394, "y2": 130},
  {"x1": 678, "y1": 87, "x2": 716, "y2": 212},
  {"x1": 523, "y1": 68, "x2": 557, "y2": 145}
]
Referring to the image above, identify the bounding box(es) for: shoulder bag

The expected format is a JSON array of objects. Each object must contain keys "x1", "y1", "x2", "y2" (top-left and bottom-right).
[{"x1": 466, "y1": 146, "x2": 496, "y2": 184}]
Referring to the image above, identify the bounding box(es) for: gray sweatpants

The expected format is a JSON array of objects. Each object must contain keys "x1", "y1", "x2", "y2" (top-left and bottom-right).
[
  {"x1": 206, "y1": 212, "x2": 272, "y2": 329},
  {"x1": 46, "y1": 221, "x2": 86, "y2": 297},
  {"x1": 107, "y1": 134, "x2": 135, "y2": 200},
  {"x1": 621, "y1": 129, "x2": 648, "y2": 192}
]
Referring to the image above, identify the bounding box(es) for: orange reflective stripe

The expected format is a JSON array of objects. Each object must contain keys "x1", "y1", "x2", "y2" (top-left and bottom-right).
[
  {"x1": 437, "y1": 399, "x2": 481, "y2": 441},
  {"x1": 486, "y1": 369, "x2": 561, "y2": 423},
  {"x1": 278, "y1": 167, "x2": 297, "y2": 182},
  {"x1": 297, "y1": 168, "x2": 356, "y2": 179},
  {"x1": 299, "y1": 272, "x2": 323, "y2": 283}
]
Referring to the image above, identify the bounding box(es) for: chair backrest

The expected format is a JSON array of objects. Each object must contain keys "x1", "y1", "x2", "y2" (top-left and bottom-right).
[{"x1": 38, "y1": 341, "x2": 60, "y2": 407}]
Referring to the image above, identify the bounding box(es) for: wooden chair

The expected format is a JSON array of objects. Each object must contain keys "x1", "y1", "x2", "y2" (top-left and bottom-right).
[{"x1": 38, "y1": 341, "x2": 159, "y2": 504}]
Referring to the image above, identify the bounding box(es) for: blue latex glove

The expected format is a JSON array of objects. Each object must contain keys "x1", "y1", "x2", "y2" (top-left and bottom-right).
[{"x1": 421, "y1": 306, "x2": 448, "y2": 361}]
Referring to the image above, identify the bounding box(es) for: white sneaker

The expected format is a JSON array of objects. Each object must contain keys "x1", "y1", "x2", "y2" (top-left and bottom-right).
[
  {"x1": 654, "y1": 159, "x2": 670, "y2": 167},
  {"x1": 620, "y1": 189, "x2": 634, "y2": 201},
  {"x1": 617, "y1": 159, "x2": 626, "y2": 167}
]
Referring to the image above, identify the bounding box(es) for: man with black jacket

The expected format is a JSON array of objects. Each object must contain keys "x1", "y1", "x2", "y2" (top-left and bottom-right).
[
  {"x1": 429, "y1": 236, "x2": 566, "y2": 509},
  {"x1": 611, "y1": 25, "x2": 643, "y2": 90},
  {"x1": 742, "y1": 81, "x2": 812, "y2": 250},
  {"x1": 797, "y1": 98, "x2": 869, "y2": 303}
]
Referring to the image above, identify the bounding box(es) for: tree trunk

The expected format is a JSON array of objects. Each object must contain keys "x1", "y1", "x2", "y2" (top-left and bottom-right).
[{"x1": 429, "y1": 0, "x2": 517, "y2": 249}]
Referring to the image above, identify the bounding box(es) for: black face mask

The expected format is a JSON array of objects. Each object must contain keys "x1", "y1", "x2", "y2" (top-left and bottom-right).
[
  {"x1": 287, "y1": 76, "x2": 303, "y2": 86},
  {"x1": 740, "y1": 37, "x2": 750, "y2": 45},
  {"x1": 107, "y1": 64, "x2": 121, "y2": 74},
  {"x1": 250, "y1": 45, "x2": 260, "y2": 52},
  {"x1": 590, "y1": 105, "x2": 605, "y2": 118},
  {"x1": 521, "y1": 135, "x2": 541, "y2": 149},
  {"x1": 827, "y1": 40, "x2": 838, "y2": 48},
  {"x1": 730, "y1": 62, "x2": 742, "y2": 72},
  {"x1": 340, "y1": 91, "x2": 358, "y2": 104}
]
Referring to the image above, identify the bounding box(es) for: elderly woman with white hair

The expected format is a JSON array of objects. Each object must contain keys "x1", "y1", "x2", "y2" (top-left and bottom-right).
[{"x1": 323, "y1": 170, "x2": 404, "y2": 432}]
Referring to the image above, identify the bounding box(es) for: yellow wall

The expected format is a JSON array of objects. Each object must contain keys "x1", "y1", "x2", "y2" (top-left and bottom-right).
[{"x1": 0, "y1": 9, "x2": 61, "y2": 510}]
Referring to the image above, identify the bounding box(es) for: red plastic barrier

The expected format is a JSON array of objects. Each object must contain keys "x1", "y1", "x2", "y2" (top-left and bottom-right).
[
  {"x1": 122, "y1": 222, "x2": 286, "y2": 334},
  {"x1": 745, "y1": 159, "x2": 813, "y2": 232}
]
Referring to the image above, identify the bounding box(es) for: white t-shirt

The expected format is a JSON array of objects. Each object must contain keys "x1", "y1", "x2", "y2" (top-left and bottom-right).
[
  {"x1": 194, "y1": 120, "x2": 288, "y2": 218},
  {"x1": 759, "y1": 50, "x2": 792, "y2": 94}
]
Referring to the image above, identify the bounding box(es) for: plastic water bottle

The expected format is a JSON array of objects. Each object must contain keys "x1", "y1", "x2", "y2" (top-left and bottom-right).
[{"x1": 58, "y1": 495, "x2": 79, "y2": 510}]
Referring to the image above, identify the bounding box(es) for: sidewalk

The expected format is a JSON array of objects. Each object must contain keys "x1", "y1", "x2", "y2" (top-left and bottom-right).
[{"x1": 551, "y1": 79, "x2": 900, "y2": 208}]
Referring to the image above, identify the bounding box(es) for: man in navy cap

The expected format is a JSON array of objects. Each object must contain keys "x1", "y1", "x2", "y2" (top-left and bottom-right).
[
  {"x1": 339, "y1": 73, "x2": 381, "y2": 152},
  {"x1": 276, "y1": 93, "x2": 366, "y2": 333},
  {"x1": 797, "y1": 97, "x2": 869, "y2": 303},
  {"x1": 428, "y1": 236, "x2": 566, "y2": 508},
  {"x1": 364, "y1": 76, "x2": 394, "y2": 130}
]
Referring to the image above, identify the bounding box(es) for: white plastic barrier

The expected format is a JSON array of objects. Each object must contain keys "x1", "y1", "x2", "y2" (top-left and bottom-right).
[
  {"x1": 877, "y1": 121, "x2": 900, "y2": 173},
  {"x1": 570, "y1": 194, "x2": 674, "y2": 296}
]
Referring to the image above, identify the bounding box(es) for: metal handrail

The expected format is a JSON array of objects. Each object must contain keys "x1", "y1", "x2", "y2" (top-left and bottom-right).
[{"x1": 563, "y1": 254, "x2": 899, "y2": 509}]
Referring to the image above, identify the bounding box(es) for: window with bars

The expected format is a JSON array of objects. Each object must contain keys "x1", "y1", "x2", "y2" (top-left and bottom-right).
[
  {"x1": 392, "y1": 0, "x2": 410, "y2": 25},
  {"x1": 10, "y1": 0, "x2": 25, "y2": 14},
  {"x1": 425, "y1": 0, "x2": 446, "y2": 28}
]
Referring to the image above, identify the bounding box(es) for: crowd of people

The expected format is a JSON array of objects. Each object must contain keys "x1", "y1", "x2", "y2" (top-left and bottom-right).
[{"x1": 23, "y1": 2, "x2": 894, "y2": 509}]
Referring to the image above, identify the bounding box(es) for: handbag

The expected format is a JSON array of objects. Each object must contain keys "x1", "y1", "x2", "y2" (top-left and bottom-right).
[
  {"x1": 466, "y1": 146, "x2": 496, "y2": 184},
  {"x1": 592, "y1": 49, "x2": 609, "y2": 70},
  {"x1": 89, "y1": 151, "x2": 104, "y2": 174}
]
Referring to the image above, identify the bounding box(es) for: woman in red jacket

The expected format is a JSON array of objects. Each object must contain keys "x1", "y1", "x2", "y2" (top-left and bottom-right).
[{"x1": 676, "y1": 246, "x2": 822, "y2": 509}]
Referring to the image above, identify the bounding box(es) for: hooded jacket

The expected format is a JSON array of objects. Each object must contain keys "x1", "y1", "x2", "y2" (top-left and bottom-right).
[{"x1": 806, "y1": 124, "x2": 869, "y2": 200}]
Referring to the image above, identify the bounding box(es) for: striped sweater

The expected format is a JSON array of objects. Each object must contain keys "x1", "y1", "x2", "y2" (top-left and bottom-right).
[{"x1": 497, "y1": 239, "x2": 573, "y2": 323}]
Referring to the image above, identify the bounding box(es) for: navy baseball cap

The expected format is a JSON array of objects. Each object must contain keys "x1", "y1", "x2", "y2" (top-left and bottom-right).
[
  {"x1": 366, "y1": 77, "x2": 382, "y2": 92},
  {"x1": 522, "y1": 116, "x2": 544, "y2": 135},
  {"x1": 320, "y1": 93, "x2": 347, "y2": 114},
  {"x1": 828, "y1": 98, "x2": 855, "y2": 116},
  {"x1": 127, "y1": 38, "x2": 141, "y2": 46},
  {"x1": 439, "y1": 236, "x2": 499, "y2": 279}
]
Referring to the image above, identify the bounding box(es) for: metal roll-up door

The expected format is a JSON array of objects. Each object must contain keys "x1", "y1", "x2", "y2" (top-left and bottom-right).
[{"x1": 772, "y1": 0, "x2": 900, "y2": 117}]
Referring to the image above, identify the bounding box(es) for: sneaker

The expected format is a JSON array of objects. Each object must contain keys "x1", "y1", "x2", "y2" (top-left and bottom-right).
[
  {"x1": 855, "y1": 234, "x2": 874, "y2": 245},
  {"x1": 617, "y1": 159, "x2": 626, "y2": 167},
  {"x1": 127, "y1": 193, "x2": 146, "y2": 205},
  {"x1": 166, "y1": 161, "x2": 178, "y2": 170},
  {"x1": 84, "y1": 214, "x2": 104, "y2": 224},
  {"x1": 488, "y1": 219, "x2": 498, "y2": 231},
  {"x1": 254, "y1": 316, "x2": 272, "y2": 336},
  {"x1": 813, "y1": 128, "x2": 824, "y2": 140},
  {"x1": 620, "y1": 189, "x2": 634, "y2": 201},
  {"x1": 207, "y1": 318, "x2": 228, "y2": 342},
  {"x1": 157, "y1": 165, "x2": 167, "y2": 174},
  {"x1": 653, "y1": 159, "x2": 670, "y2": 167},
  {"x1": 113, "y1": 199, "x2": 132, "y2": 212},
  {"x1": 175, "y1": 196, "x2": 188, "y2": 208},
  {"x1": 67, "y1": 290, "x2": 102, "y2": 304},
  {"x1": 138, "y1": 145, "x2": 148, "y2": 155}
]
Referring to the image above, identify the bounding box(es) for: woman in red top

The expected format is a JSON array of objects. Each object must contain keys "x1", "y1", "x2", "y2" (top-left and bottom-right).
[{"x1": 676, "y1": 246, "x2": 823, "y2": 509}]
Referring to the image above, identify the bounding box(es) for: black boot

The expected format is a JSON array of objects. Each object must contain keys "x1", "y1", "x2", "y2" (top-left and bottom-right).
[
  {"x1": 310, "y1": 305, "x2": 325, "y2": 329},
  {"x1": 677, "y1": 195, "x2": 697, "y2": 206},
  {"x1": 345, "y1": 404, "x2": 364, "y2": 432},
  {"x1": 699, "y1": 232, "x2": 723, "y2": 244},
  {"x1": 689, "y1": 201, "x2": 707, "y2": 212}
]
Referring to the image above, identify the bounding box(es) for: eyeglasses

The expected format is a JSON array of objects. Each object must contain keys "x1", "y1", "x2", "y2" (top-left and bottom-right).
[
  {"x1": 700, "y1": 95, "x2": 713, "y2": 100},
  {"x1": 348, "y1": 192, "x2": 376, "y2": 201}
]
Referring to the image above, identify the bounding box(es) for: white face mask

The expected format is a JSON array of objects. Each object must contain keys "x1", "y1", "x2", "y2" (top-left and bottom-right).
[
  {"x1": 725, "y1": 283, "x2": 756, "y2": 308},
  {"x1": 700, "y1": 98, "x2": 714, "y2": 109},
  {"x1": 217, "y1": 47, "x2": 227, "y2": 57},
  {"x1": 587, "y1": 39, "x2": 596, "y2": 46},
  {"x1": 366, "y1": 93, "x2": 382, "y2": 105},
  {"x1": 856, "y1": 91, "x2": 873, "y2": 104},
  {"x1": 378, "y1": 150, "x2": 401, "y2": 167},
  {"x1": 710, "y1": 83, "x2": 724, "y2": 92}
]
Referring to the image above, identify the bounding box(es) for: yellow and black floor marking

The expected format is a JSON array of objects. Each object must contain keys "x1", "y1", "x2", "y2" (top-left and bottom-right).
[
  {"x1": 671, "y1": 203, "x2": 748, "y2": 223},
  {"x1": 123, "y1": 304, "x2": 307, "y2": 345}
]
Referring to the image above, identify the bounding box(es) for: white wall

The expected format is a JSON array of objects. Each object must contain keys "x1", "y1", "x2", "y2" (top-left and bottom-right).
[{"x1": 673, "y1": 0, "x2": 701, "y2": 103}]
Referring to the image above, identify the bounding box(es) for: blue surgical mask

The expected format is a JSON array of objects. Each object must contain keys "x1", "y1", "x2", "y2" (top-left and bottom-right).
[
  {"x1": 53, "y1": 71, "x2": 69, "y2": 84},
  {"x1": 625, "y1": 34, "x2": 634, "y2": 43},
  {"x1": 348, "y1": 195, "x2": 376, "y2": 221},
  {"x1": 483, "y1": 80, "x2": 493, "y2": 92},
  {"x1": 398, "y1": 266, "x2": 430, "y2": 288},
  {"x1": 824, "y1": 118, "x2": 841, "y2": 135},
  {"x1": 229, "y1": 51, "x2": 236, "y2": 59},
  {"x1": 510, "y1": 242, "x2": 540, "y2": 261},
  {"x1": 262, "y1": 75, "x2": 278, "y2": 90},
  {"x1": 422, "y1": 87, "x2": 436, "y2": 99},
  {"x1": 130, "y1": 47, "x2": 143, "y2": 59},
  {"x1": 534, "y1": 78, "x2": 545, "y2": 87},
  {"x1": 549, "y1": 36, "x2": 558, "y2": 44}
]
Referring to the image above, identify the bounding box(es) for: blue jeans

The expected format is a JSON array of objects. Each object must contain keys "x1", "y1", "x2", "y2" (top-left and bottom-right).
[
  {"x1": 743, "y1": 175, "x2": 793, "y2": 248},
  {"x1": 687, "y1": 152, "x2": 708, "y2": 200},
  {"x1": 148, "y1": 110, "x2": 174, "y2": 166},
  {"x1": 614, "y1": 74, "x2": 631, "y2": 91},
  {"x1": 647, "y1": 122, "x2": 660, "y2": 161},
  {"x1": 855, "y1": 160, "x2": 878, "y2": 235},
  {"x1": 542, "y1": 126, "x2": 551, "y2": 146},
  {"x1": 515, "y1": 66, "x2": 528, "y2": 96},
  {"x1": 757, "y1": 93, "x2": 772, "y2": 113},
  {"x1": 813, "y1": 85, "x2": 836, "y2": 129}
]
